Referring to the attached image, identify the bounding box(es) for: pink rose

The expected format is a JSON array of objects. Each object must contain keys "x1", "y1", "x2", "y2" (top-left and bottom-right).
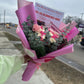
[{"x1": 33, "y1": 24, "x2": 41, "y2": 32}]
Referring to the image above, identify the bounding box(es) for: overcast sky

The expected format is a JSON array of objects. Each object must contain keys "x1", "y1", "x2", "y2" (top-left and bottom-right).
[{"x1": 0, "y1": 0, "x2": 84, "y2": 24}]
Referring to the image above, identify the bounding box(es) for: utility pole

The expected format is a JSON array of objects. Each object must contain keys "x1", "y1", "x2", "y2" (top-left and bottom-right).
[
  {"x1": 34, "y1": 0, "x2": 35, "y2": 6},
  {"x1": 4, "y1": 10, "x2": 6, "y2": 28},
  {"x1": 80, "y1": 13, "x2": 84, "y2": 20},
  {"x1": 0, "y1": 14, "x2": 1, "y2": 23},
  {"x1": 80, "y1": 13, "x2": 84, "y2": 33}
]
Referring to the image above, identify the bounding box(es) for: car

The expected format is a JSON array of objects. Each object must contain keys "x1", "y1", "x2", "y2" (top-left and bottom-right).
[
  {"x1": 6, "y1": 24, "x2": 11, "y2": 29},
  {"x1": 80, "y1": 34, "x2": 84, "y2": 46}
]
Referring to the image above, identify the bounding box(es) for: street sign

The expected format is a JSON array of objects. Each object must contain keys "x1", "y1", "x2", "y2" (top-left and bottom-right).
[{"x1": 35, "y1": 3, "x2": 64, "y2": 28}]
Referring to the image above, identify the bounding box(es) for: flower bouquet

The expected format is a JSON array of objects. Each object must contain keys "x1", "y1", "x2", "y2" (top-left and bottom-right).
[{"x1": 16, "y1": 0, "x2": 79, "y2": 81}]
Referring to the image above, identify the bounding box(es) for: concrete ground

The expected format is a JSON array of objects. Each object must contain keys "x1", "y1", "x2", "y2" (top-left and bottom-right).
[
  {"x1": 0, "y1": 31, "x2": 54, "y2": 84},
  {"x1": 5, "y1": 69, "x2": 54, "y2": 84}
]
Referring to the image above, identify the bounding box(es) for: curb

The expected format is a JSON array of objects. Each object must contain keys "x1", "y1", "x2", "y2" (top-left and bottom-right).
[{"x1": 56, "y1": 56, "x2": 84, "y2": 74}]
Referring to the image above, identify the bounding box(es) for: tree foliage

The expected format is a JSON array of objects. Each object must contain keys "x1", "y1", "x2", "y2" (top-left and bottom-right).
[{"x1": 63, "y1": 16, "x2": 84, "y2": 28}]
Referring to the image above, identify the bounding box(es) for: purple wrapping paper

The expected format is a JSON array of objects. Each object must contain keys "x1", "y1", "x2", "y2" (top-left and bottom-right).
[{"x1": 16, "y1": 0, "x2": 79, "y2": 81}]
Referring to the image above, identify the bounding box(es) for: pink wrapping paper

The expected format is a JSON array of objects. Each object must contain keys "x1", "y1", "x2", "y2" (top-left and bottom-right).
[
  {"x1": 65, "y1": 27, "x2": 79, "y2": 41},
  {"x1": 16, "y1": 25, "x2": 30, "y2": 49},
  {"x1": 22, "y1": 61, "x2": 37, "y2": 81},
  {"x1": 16, "y1": 0, "x2": 37, "y2": 28},
  {"x1": 59, "y1": 22, "x2": 69, "y2": 30},
  {"x1": 16, "y1": 0, "x2": 78, "y2": 81},
  {"x1": 18, "y1": 0, "x2": 30, "y2": 8}
]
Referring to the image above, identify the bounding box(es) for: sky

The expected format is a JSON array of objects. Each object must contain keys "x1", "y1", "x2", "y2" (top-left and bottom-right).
[{"x1": 0, "y1": 0, "x2": 84, "y2": 24}]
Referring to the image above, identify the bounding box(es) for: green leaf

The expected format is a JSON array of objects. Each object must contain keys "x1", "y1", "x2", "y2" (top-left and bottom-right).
[
  {"x1": 27, "y1": 16, "x2": 31, "y2": 20},
  {"x1": 66, "y1": 26, "x2": 70, "y2": 29},
  {"x1": 22, "y1": 21, "x2": 27, "y2": 26}
]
